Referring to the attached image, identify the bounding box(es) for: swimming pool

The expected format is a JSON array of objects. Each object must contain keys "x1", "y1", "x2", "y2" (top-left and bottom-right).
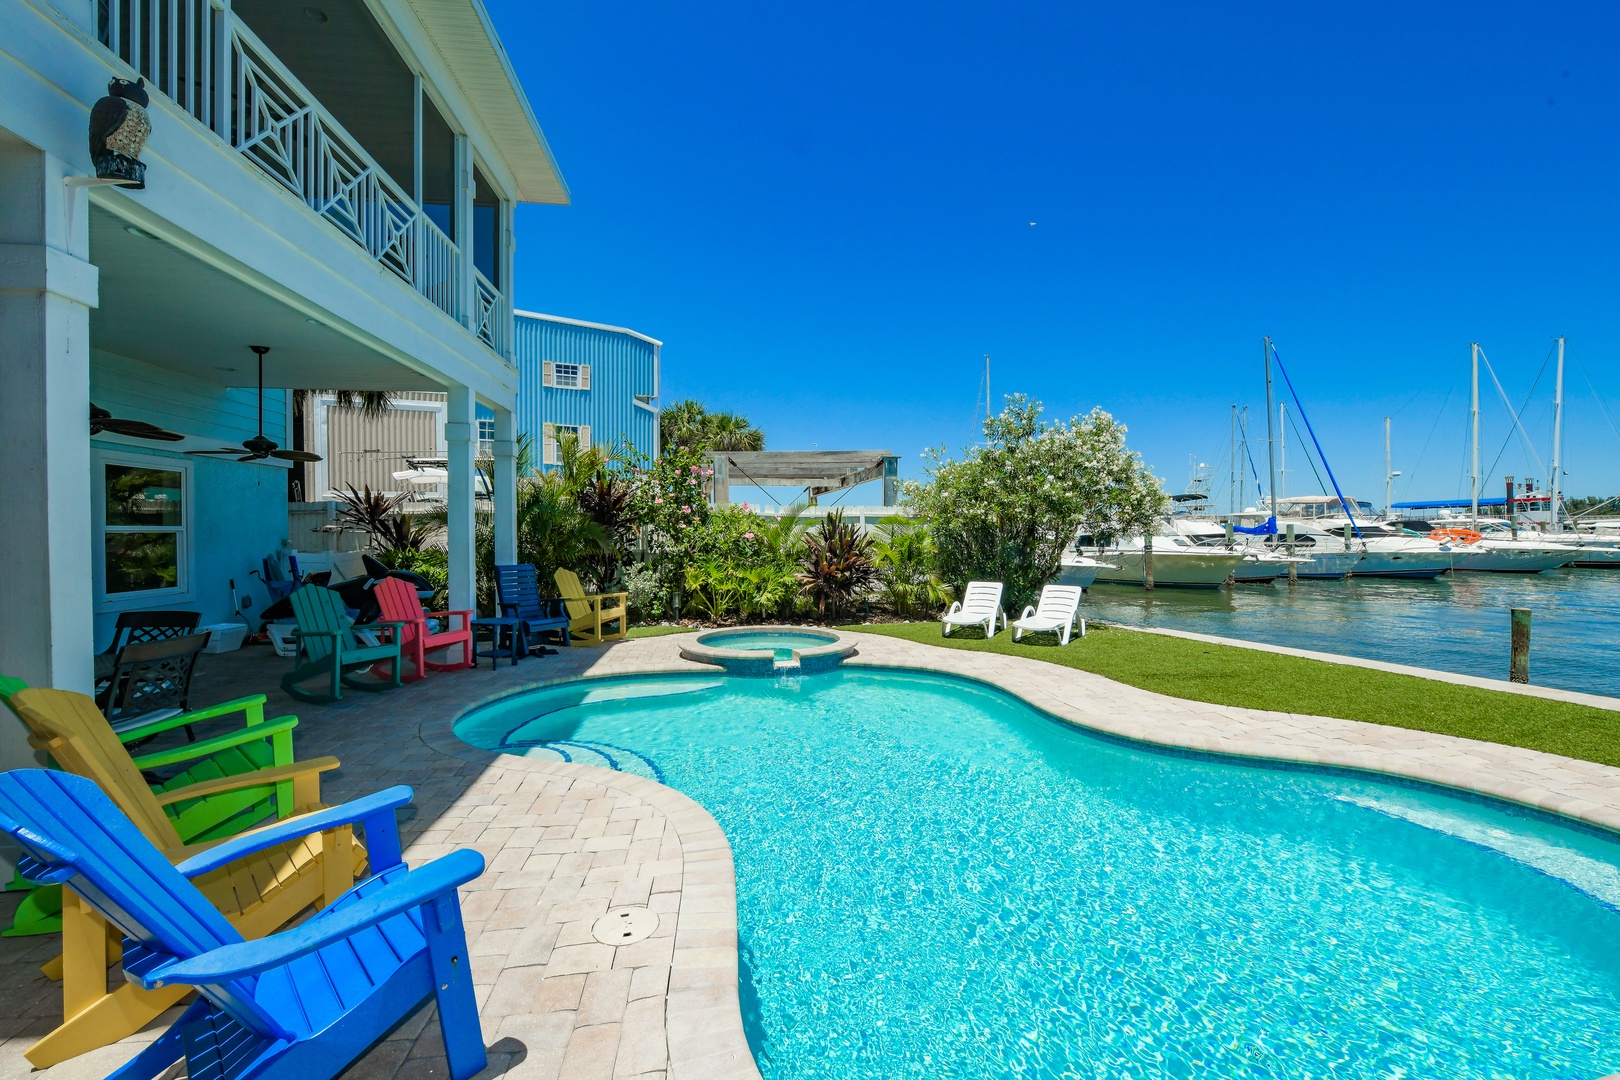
[{"x1": 455, "y1": 668, "x2": 1620, "y2": 1078}]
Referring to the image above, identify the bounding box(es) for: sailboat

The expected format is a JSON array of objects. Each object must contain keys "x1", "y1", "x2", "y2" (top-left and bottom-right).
[
  {"x1": 1425, "y1": 342, "x2": 1578, "y2": 573},
  {"x1": 1264, "y1": 341, "x2": 1455, "y2": 579}
]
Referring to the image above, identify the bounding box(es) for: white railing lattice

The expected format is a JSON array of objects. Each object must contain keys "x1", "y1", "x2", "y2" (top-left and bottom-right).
[{"x1": 94, "y1": 1, "x2": 513, "y2": 343}]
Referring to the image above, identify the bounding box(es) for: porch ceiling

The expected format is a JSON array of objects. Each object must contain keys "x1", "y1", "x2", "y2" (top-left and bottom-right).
[{"x1": 89, "y1": 207, "x2": 442, "y2": 391}]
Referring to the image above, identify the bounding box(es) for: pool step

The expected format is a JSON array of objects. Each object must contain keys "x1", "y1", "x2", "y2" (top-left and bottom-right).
[{"x1": 495, "y1": 736, "x2": 666, "y2": 783}]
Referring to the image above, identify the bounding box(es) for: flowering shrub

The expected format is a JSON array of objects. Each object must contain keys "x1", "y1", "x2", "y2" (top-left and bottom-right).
[{"x1": 904, "y1": 396, "x2": 1167, "y2": 610}]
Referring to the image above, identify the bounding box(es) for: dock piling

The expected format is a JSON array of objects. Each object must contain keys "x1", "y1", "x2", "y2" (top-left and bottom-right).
[
  {"x1": 1509, "y1": 608, "x2": 1531, "y2": 684},
  {"x1": 1286, "y1": 523, "x2": 1297, "y2": 585}
]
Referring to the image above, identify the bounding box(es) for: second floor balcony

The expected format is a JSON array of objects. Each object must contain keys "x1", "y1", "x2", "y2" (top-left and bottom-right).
[{"x1": 93, "y1": 0, "x2": 553, "y2": 361}]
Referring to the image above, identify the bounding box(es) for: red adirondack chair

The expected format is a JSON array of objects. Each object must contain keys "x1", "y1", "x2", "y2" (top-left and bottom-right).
[{"x1": 370, "y1": 576, "x2": 473, "y2": 681}]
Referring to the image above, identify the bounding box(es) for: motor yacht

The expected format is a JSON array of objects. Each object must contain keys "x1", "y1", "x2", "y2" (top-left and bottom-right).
[
  {"x1": 1168, "y1": 517, "x2": 1356, "y2": 581},
  {"x1": 1393, "y1": 517, "x2": 1579, "y2": 574},
  {"x1": 1294, "y1": 518, "x2": 1455, "y2": 579},
  {"x1": 1076, "y1": 531, "x2": 1245, "y2": 588}
]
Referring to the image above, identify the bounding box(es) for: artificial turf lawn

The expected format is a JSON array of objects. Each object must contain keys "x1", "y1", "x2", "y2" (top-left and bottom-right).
[
  {"x1": 627, "y1": 624, "x2": 700, "y2": 639},
  {"x1": 840, "y1": 620, "x2": 1620, "y2": 768}
]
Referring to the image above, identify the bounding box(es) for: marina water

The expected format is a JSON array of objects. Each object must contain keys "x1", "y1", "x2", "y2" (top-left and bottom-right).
[{"x1": 1082, "y1": 568, "x2": 1620, "y2": 697}]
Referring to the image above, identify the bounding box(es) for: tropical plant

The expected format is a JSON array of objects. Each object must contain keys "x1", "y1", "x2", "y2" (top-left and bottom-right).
[
  {"x1": 871, "y1": 517, "x2": 952, "y2": 617},
  {"x1": 659, "y1": 399, "x2": 765, "y2": 453},
  {"x1": 332, "y1": 484, "x2": 409, "y2": 545},
  {"x1": 904, "y1": 395, "x2": 1168, "y2": 611},
  {"x1": 372, "y1": 510, "x2": 437, "y2": 553},
  {"x1": 294, "y1": 389, "x2": 394, "y2": 419},
  {"x1": 797, "y1": 510, "x2": 879, "y2": 620},
  {"x1": 577, "y1": 467, "x2": 636, "y2": 590}
]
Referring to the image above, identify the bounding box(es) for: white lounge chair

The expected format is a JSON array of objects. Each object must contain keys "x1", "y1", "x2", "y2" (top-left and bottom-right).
[
  {"x1": 942, "y1": 581, "x2": 1006, "y2": 638},
  {"x1": 1012, "y1": 585, "x2": 1086, "y2": 645}
]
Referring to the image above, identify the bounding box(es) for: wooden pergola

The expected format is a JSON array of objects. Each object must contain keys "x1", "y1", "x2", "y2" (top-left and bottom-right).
[{"x1": 710, "y1": 450, "x2": 900, "y2": 506}]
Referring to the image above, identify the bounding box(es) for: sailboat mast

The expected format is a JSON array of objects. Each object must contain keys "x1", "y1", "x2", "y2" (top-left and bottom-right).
[
  {"x1": 1384, "y1": 416, "x2": 1392, "y2": 517},
  {"x1": 1470, "y1": 342, "x2": 1480, "y2": 528},
  {"x1": 1229, "y1": 404, "x2": 1237, "y2": 516},
  {"x1": 1551, "y1": 336, "x2": 1565, "y2": 531},
  {"x1": 1279, "y1": 402, "x2": 1287, "y2": 502},
  {"x1": 1263, "y1": 338, "x2": 1278, "y2": 523},
  {"x1": 1239, "y1": 406, "x2": 1249, "y2": 510}
]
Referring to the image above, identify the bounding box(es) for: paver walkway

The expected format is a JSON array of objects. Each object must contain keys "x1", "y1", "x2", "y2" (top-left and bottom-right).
[{"x1": 3, "y1": 629, "x2": 1618, "y2": 1080}]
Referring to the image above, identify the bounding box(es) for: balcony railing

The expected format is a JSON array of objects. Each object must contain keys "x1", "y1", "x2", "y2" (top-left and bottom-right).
[
  {"x1": 471, "y1": 269, "x2": 507, "y2": 355},
  {"x1": 96, "y1": 0, "x2": 507, "y2": 358}
]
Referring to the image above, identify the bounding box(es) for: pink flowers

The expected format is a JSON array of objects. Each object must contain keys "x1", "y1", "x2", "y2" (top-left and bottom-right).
[
  {"x1": 654, "y1": 498, "x2": 664, "y2": 505},
  {"x1": 744, "y1": 532, "x2": 756, "y2": 540},
  {"x1": 680, "y1": 505, "x2": 691, "y2": 514},
  {"x1": 690, "y1": 465, "x2": 700, "y2": 474},
  {"x1": 742, "y1": 502, "x2": 752, "y2": 511}
]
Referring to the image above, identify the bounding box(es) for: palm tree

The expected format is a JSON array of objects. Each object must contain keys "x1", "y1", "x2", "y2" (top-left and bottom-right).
[
  {"x1": 659, "y1": 399, "x2": 765, "y2": 454},
  {"x1": 704, "y1": 411, "x2": 765, "y2": 451}
]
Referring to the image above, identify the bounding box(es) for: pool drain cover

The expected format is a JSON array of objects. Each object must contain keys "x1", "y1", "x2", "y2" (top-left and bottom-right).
[{"x1": 592, "y1": 907, "x2": 659, "y2": 946}]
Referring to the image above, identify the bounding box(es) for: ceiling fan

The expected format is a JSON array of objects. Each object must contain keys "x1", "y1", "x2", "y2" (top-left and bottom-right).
[
  {"x1": 186, "y1": 346, "x2": 323, "y2": 464},
  {"x1": 90, "y1": 404, "x2": 184, "y2": 442}
]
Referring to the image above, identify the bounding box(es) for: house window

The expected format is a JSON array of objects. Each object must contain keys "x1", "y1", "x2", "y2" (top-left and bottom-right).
[
  {"x1": 542, "y1": 423, "x2": 591, "y2": 465},
  {"x1": 542, "y1": 361, "x2": 591, "y2": 390},
  {"x1": 477, "y1": 417, "x2": 496, "y2": 442},
  {"x1": 103, "y1": 461, "x2": 187, "y2": 595}
]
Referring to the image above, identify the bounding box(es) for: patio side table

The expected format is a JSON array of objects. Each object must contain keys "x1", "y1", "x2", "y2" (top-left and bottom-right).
[{"x1": 471, "y1": 616, "x2": 528, "y2": 669}]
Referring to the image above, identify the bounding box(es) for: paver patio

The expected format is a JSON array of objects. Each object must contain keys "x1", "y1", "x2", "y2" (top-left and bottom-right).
[{"x1": 3, "y1": 630, "x2": 1618, "y2": 1080}]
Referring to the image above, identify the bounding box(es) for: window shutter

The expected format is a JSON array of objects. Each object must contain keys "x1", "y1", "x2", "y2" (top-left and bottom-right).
[
  {"x1": 579, "y1": 364, "x2": 591, "y2": 390},
  {"x1": 578, "y1": 425, "x2": 591, "y2": 451},
  {"x1": 542, "y1": 361, "x2": 555, "y2": 387},
  {"x1": 542, "y1": 423, "x2": 556, "y2": 465}
]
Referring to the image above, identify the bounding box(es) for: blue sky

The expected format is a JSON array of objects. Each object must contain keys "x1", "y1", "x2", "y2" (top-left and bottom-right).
[{"x1": 489, "y1": 0, "x2": 1620, "y2": 510}]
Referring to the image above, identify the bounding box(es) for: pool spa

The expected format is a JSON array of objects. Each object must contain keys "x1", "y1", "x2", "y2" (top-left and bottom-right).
[
  {"x1": 454, "y1": 667, "x2": 1620, "y2": 1078},
  {"x1": 680, "y1": 626, "x2": 853, "y2": 675}
]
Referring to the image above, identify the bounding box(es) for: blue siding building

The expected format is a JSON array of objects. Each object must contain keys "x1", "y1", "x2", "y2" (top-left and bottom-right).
[{"x1": 511, "y1": 311, "x2": 661, "y2": 465}]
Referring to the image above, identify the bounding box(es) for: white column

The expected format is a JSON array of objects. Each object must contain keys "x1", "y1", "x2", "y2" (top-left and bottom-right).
[
  {"x1": 445, "y1": 385, "x2": 478, "y2": 613},
  {"x1": 491, "y1": 405, "x2": 518, "y2": 567},
  {"x1": 0, "y1": 146, "x2": 97, "y2": 699}
]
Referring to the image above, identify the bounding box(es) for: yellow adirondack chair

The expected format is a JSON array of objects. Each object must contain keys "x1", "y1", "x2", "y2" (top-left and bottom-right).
[
  {"x1": 5, "y1": 687, "x2": 366, "y2": 1067},
  {"x1": 554, "y1": 567, "x2": 628, "y2": 644}
]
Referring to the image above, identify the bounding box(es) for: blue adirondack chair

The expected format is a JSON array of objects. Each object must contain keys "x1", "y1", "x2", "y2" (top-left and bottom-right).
[
  {"x1": 494, "y1": 564, "x2": 571, "y2": 650},
  {"x1": 0, "y1": 769, "x2": 488, "y2": 1080}
]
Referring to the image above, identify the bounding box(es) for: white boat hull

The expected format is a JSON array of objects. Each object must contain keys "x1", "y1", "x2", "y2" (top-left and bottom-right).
[
  {"x1": 1287, "y1": 549, "x2": 1363, "y2": 580},
  {"x1": 1560, "y1": 542, "x2": 1620, "y2": 568},
  {"x1": 1091, "y1": 549, "x2": 1244, "y2": 587},
  {"x1": 1349, "y1": 545, "x2": 1453, "y2": 579},
  {"x1": 1054, "y1": 556, "x2": 1113, "y2": 589},
  {"x1": 1449, "y1": 542, "x2": 1578, "y2": 574}
]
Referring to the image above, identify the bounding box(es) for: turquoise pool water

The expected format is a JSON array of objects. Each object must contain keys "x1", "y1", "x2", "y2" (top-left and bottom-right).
[
  {"x1": 700, "y1": 630, "x2": 838, "y2": 651},
  {"x1": 455, "y1": 669, "x2": 1620, "y2": 1078}
]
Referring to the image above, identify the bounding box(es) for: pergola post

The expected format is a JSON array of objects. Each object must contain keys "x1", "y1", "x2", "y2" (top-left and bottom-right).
[{"x1": 710, "y1": 453, "x2": 729, "y2": 505}]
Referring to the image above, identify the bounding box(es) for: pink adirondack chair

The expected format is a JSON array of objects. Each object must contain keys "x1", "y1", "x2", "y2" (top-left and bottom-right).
[{"x1": 370, "y1": 576, "x2": 473, "y2": 681}]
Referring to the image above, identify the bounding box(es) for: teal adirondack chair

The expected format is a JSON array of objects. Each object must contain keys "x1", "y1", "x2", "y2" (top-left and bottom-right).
[
  {"x1": 282, "y1": 586, "x2": 404, "y2": 703},
  {"x1": 0, "y1": 769, "x2": 488, "y2": 1080}
]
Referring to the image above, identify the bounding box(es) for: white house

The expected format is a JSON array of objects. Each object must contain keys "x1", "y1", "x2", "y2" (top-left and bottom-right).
[{"x1": 0, "y1": 0, "x2": 563, "y2": 724}]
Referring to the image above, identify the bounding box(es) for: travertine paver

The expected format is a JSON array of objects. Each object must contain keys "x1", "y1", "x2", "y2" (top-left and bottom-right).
[{"x1": 4, "y1": 628, "x2": 1620, "y2": 1080}]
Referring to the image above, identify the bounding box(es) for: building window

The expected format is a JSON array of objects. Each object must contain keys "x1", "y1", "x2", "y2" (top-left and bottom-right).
[
  {"x1": 543, "y1": 423, "x2": 591, "y2": 465},
  {"x1": 542, "y1": 361, "x2": 591, "y2": 390},
  {"x1": 103, "y1": 461, "x2": 187, "y2": 595}
]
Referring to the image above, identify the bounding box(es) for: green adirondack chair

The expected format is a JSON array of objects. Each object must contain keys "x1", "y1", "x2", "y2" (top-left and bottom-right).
[
  {"x1": 281, "y1": 585, "x2": 404, "y2": 703},
  {"x1": 0, "y1": 674, "x2": 336, "y2": 938}
]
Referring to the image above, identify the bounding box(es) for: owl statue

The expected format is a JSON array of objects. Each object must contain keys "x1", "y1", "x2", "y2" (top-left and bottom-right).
[{"x1": 89, "y1": 77, "x2": 151, "y2": 188}]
